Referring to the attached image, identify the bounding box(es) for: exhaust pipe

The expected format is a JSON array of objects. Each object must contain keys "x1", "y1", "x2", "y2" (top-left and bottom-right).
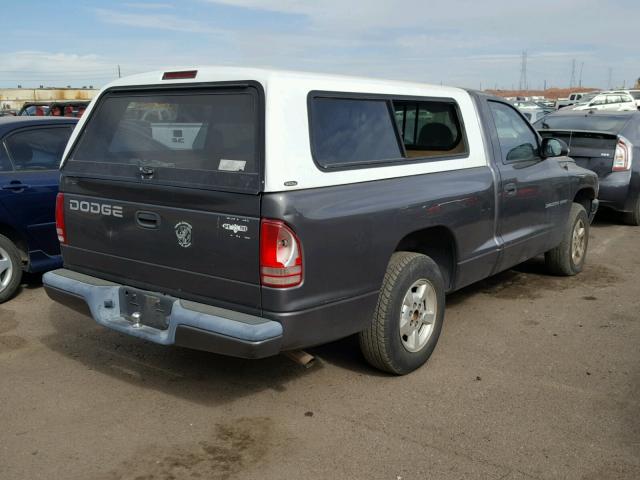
[{"x1": 283, "y1": 350, "x2": 315, "y2": 368}]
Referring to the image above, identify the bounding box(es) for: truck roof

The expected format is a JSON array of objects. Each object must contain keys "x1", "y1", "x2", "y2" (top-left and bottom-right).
[
  {"x1": 63, "y1": 66, "x2": 485, "y2": 192},
  {"x1": 103, "y1": 65, "x2": 467, "y2": 98}
]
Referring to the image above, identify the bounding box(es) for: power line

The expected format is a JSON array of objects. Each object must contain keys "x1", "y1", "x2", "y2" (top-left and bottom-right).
[
  {"x1": 578, "y1": 62, "x2": 584, "y2": 87},
  {"x1": 569, "y1": 59, "x2": 576, "y2": 88},
  {"x1": 519, "y1": 50, "x2": 528, "y2": 91}
]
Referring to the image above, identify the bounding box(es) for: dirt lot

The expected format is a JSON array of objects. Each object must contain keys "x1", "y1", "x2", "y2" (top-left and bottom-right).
[{"x1": 1, "y1": 215, "x2": 638, "y2": 480}]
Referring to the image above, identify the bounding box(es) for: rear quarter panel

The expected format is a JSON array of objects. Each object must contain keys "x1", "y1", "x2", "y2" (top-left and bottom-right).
[{"x1": 261, "y1": 166, "x2": 497, "y2": 316}]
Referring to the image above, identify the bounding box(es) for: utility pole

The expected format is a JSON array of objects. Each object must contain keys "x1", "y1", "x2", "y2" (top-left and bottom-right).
[
  {"x1": 569, "y1": 59, "x2": 576, "y2": 88},
  {"x1": 519, "y1": 50, "x2": 528, "y2": 91},
  {"x1": 578, "y1": 62, "x2": 584, "y2": 87},
  {"x1": 543, "y1": 79, "x2": 547, "y2": 91},
  {"x1": 117, "y1": 64, "x2": 121, "y2": 78}
]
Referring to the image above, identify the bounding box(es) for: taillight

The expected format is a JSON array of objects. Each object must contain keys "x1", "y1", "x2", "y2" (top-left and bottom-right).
[
  {"x1": 260, "y1": 219, "x2": 302, "y2": 288},
  {"x1": 55, "y1": 193, "x2": 66, "y2": 244},
  {"x1": 613, "y1": 136, "x2": 633, "y2": 172}
]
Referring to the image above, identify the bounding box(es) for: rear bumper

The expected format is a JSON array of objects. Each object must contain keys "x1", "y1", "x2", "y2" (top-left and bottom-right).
[
  {"x1": 43, "y1": 269, "x2": 283, "y2": 359},
  {"x1": 598, "y1": 171, "x2": 635, "y2": 212}
]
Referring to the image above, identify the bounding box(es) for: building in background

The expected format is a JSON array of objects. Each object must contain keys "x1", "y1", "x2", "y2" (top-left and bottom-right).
[{"x1": 0, "y1": 87, "x2": 99, "y2": 114}]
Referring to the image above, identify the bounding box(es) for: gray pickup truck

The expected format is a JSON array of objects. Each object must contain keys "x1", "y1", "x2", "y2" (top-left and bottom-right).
[{"x1": 44, "y1": 67, "x2": 599, "y2": 374}]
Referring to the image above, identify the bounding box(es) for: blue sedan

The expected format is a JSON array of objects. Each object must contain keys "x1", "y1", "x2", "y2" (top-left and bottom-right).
[{"x1": 0, "y1": 116, "x2": 77, "y2": 302}]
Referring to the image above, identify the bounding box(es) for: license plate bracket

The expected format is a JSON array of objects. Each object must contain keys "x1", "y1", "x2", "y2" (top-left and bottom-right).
[{"x1": 119, "y1": 287, "x2": 174, "y2": 330}]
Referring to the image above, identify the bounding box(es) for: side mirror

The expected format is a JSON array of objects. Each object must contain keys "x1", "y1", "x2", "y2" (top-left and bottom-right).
[{"x1": 541, "y1": 137, "x2": 569, "y2": 158}]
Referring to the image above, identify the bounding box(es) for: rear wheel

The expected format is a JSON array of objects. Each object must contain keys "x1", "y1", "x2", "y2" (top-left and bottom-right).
[
  {"x1": 545, "y1": 203, "x2": 589, "y2": 276},
  {"x1": 359, "y1": 252, "x2": 445, "y2": 375},
  {"x1": 0, "y1": 234, "x2": 22, "y2": 303},
  {"x1": 622, "y1": 197, "x2": 640, "y2": 226}
]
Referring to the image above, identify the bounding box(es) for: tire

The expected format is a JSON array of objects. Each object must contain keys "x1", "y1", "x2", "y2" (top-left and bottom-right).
[
  {"x1": 622, "y1": 197, "x2": 640, "y2": 226},
  {"x1": 359, "y1": 252, "x2": 445, "y2": 375},
  {"x1": 545, "y1": 203, "x2": 589, "y2": 276},
  {"x1": 0, "y1": 234, "x2": 22, "y2": 303}
]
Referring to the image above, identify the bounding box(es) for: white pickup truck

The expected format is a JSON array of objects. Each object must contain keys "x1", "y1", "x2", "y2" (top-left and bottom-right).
[{"x1": 555, "y1": 92, "x2": 596, "y2": 109}]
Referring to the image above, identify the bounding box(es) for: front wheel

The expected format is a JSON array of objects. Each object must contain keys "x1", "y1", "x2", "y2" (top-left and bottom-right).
[
  {"x1": 0, "y1": 234, "x2": 23, "y2": 303},
  {"x1": 545, "y1": 203, "x2": 589, "y2": 276},
  {"x1": 359, "y1": 252, "x2": 445, "y2": 375}
]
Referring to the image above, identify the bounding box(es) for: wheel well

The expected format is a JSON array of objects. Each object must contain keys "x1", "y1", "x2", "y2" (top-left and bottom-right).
[
  {"x1": 0, "y1": 223, "x2": 29, "y2": 264},
  {"x1": 395, "y1": 226, "x2": 457, "y2": 290},
  {"x1": 574, "y1": 188, "x2": 595, "y2": 212}
]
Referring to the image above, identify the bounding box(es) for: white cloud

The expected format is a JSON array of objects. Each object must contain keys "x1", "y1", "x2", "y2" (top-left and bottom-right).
[
  {"x1": 95, "y1": 8, "x2": 216, "y2": 33},
  {"x1": 0, "y1": 51, "x2": 115, "y2": 81},
  {"x1": 3, "y1": 1, "x2": 635, "y2": 89},
  {"x1": 123, "y1": 2, "x2": 175, "y2": 8}
]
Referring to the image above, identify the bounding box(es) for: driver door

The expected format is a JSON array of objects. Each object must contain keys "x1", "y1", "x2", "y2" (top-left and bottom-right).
[
  {"x1": 0, "y1": 126, "x2": 71, "y2": 256},
  {"x1": 487, "y1": 101, "x2": 565, "y2": 272}
]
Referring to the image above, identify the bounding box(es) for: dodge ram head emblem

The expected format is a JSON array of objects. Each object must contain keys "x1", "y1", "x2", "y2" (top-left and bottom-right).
[{"x1": 174, "y1": 222, "x2": 193, "y2": 248}]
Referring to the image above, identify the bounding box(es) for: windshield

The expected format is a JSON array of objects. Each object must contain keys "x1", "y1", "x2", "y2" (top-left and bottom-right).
[
  {"x1": 67, "y1": 87, "x2": 262, "y2": 192},
  {"x1": 534, "y1": 114, "x2": 630, "y2": 133},
  {"x1": 629, "y1": 91, "x2": 640, "y2": 100}
]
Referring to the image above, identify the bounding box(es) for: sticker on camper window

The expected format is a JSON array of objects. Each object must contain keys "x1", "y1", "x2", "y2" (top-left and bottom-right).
[
  {"x1": 150, "y1": 123, "x2": 206, "y2": 150},
  {"x1": 218, "y1": 159, "x2": 247, "y2": 172}
]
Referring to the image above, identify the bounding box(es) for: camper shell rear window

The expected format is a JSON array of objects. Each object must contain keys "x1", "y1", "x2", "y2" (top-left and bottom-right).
[{"x1": 65, "y1": 84, "x2": 263, "y2": 193}]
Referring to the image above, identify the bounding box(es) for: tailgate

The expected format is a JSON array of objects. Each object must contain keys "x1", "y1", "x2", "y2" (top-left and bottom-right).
[
  {"x1": 539, "y1": 130, "x2": 617, "y2": 178},
  {"x1": 60, "y1": 179, "x2": 262, "y2": 311},
  {"x1": 59, "y1": 83, "x2": 264, "y2": 312}
]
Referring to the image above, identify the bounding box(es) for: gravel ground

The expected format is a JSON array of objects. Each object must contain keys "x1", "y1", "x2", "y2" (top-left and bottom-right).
[{"x1": 0, "y1": 215, "x2": 638, "y2": 480}]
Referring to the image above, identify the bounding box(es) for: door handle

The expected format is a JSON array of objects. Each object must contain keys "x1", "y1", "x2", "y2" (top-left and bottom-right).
[
  {"x1": 1, "y1": 182, "x2": 30, "y2": 192},
  {"x1": 135, "y1": 211, "x2": 160, "y2": 229},
  {"x1": 504, "y1": 183, "x2": 518, "y2": 196}
]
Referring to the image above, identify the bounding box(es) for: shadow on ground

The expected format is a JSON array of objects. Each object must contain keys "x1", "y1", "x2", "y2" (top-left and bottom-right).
[
  {"x1": 41, "y1": 299, "x2": 388, "y2": 406},
  {"x1": 41, "y1": 301, "x2": 320, "y2": 406}
]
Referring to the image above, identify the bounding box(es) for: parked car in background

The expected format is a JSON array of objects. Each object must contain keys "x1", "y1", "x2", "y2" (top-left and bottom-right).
[
  {"x1": 567, "y1": 92, "x2": 599, "y2": 109},
  {"x1": 556, "y1": 92, "x2": 595, "y2": 109},
  {"x1": 0, "y1": 116, "x2": 77, "y2": 302},
  {"x1": 19, "y1": 101, "x2": 90, "y2": 118},
  {"x1": 573, "y1": 93, "x2": 636, "y2": 112},
  {"x1": 604, "y1": 90, "x2": 640, "y2": 109},
  {"x1": 535, "y1": 110, "x2": 640, "y2": 225},
  {"x1": 19, "y1": 104, "x2": 49, "y2": 116},
  {"x1": 44, "y1": 67, "x2": 597, "y2": 375},
  {"x1": 520, "y1": 108, "x2": 548, "y2": 124},
  {"x1": 522, "y1": 109, "x2": 545, "y2": 123},
  {"x1": 511, "y1": 101, "x2": 549, "y2": 124},
  {"x1": 535, "y1": 99, "x2": 556, "y2": 111},
  {"x1": 512, "y1": 99, "x2": 554, "y2": 115}
]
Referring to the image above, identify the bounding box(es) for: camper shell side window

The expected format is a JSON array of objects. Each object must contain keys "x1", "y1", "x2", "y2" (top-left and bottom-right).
[{"x1": 308, "y1": 91, "x2": 469, "y2": 171}]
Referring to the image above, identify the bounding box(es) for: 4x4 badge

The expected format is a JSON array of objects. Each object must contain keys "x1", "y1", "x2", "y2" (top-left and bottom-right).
[{"x1": 174, "y1": 221, "x2": 193, "y2": 248}]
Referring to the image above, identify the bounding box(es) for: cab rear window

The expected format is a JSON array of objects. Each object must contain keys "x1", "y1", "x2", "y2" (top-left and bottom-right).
[{"x1": 66, "y1": 87, "x2": 262, "y2": 193}]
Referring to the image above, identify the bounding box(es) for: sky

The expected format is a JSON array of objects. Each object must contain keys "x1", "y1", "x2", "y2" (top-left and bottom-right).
[{"x1": 1, "y1": 0, "x2": 637, "y2": 90}]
